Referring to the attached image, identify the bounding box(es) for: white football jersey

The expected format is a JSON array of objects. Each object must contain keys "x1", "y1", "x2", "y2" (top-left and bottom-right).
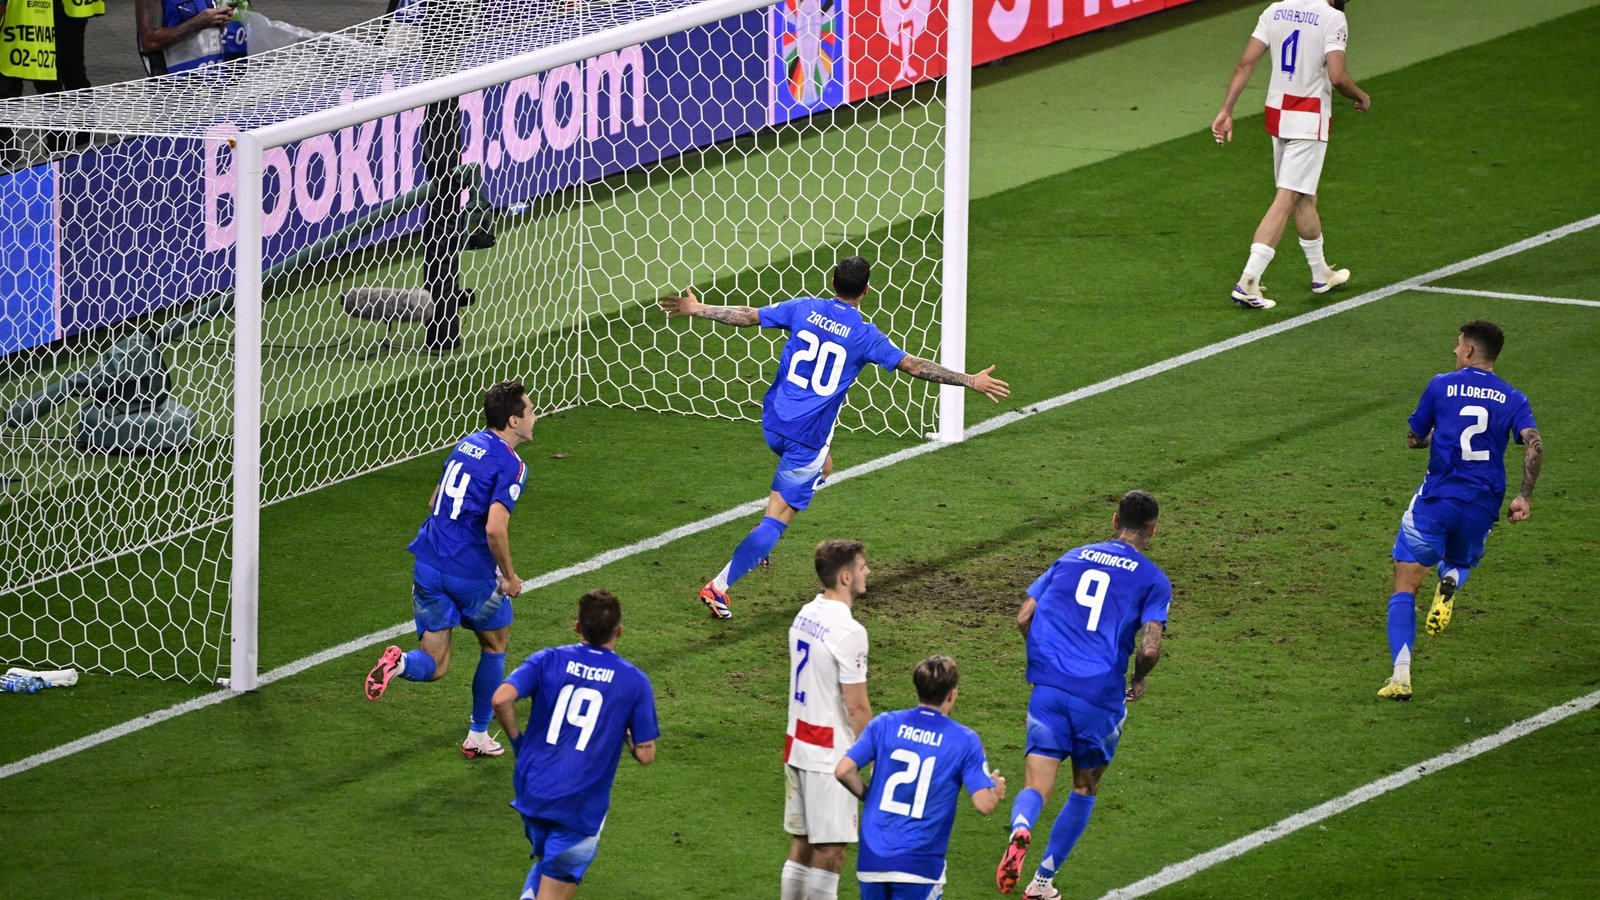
[
  {"x1": 785, "y1": 595, "x2": 868, "y2": 773},
  {"x1": 1251, "y1": 1, "x2": 1350, "y2": 141}
]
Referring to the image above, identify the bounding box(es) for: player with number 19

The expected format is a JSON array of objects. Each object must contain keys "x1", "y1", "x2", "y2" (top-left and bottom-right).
[
  {"x1": 997, "y1": 491, "x2": 1170, "y2": 899},
  {"x1": 836, "y1": 655, "x2": 1006, "y2": 900},
  {"x1": 365, "y1": 380, "x2": 534, "y2": 760},
  {"x1": 659, "y1": 256, "x2": 1010, "y2": 619},
  {"x1": 492, "y1": 589, "x2": 658, "y2": 900}
]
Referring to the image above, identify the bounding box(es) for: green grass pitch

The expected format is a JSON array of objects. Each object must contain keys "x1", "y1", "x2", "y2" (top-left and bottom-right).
[{"x1": 3, "y1": 1, "x2": 1600, "y2": 897}]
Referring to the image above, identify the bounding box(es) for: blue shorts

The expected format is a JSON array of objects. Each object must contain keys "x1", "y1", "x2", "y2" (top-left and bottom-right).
[
  {"x1": 860, "y1": 882, "x2": 943, "y2": 900},
  {"x1": 765, "y1": 428, "x2": 831, "y2": 511},
  {"x1": 1025, "y1": 684, "x2": 1125, "y2": 769},
  {"x1": 1392, "y1": 494, "x2": 1495, "y2": 571},
  {"x1": 523, "y1": 815, "x2": 601, "y2": 884},
  {"x1": 411, "y1": 561, "x2": 512, "y2": 638}
]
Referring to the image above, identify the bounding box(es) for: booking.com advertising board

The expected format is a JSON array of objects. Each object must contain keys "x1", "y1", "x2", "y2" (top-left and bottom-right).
[{"x1": 0, "y1": 0, "x2": 1202, "y2": 355}]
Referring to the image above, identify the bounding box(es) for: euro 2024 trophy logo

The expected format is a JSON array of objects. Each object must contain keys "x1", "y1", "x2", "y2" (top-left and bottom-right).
[
  {"x1": 780, "y1": 0, "x2": 841, "y2": 106},
  {"x1": 880, "y1": 0, "x2": 931, "y2": 82}
]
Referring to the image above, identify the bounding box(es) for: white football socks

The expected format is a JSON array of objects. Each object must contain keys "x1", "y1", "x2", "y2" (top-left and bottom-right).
[
  {"x1": 1299, "y1": 235, "x2": 1328, "y2": 279},
  {"x1": 1241, "y1": 242, "x2": 1275, "y2": 289},
  {"x1": 803, "y1": 866, "x2": 838, "y2": 900},
  {"x1": 779, "y1": 861, "x2": 808, "y2": 900}
]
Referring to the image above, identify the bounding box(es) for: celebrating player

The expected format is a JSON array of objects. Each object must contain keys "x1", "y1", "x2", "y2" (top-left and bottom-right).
[
  {"x1": 836, "y1": 654, "x2": 1007, "y2": 899},
  {"x1": 659, "y1": 256, "x2": 1009, "y2": 619},
  {"x1": 365, "y1": 380, "x2": 533, "y2": 759},
  {"x1": 997, "y1": 491, "x2": 1170, "y2": 899},
  {"x1": 1211, "y1": 0, "x2": 1371, "y2": 309},
  {"x1": 492, "y1": 589, "x2": 658, "y2": 899},
  {"x1": 781, "y1": 539, "x2": 875, "y2": 900},
  {"x1": 1379, "y1": 321, "x2": 1543, "y2": 701}
]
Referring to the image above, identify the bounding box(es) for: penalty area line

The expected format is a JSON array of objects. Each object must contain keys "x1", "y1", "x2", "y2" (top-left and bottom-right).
[
  {"x1": 1099, "y1": 688, "x2": 1600, "y2": 899},
  {"x1": 3, "y1": 212, "x2": 1598, "y2": 784}
]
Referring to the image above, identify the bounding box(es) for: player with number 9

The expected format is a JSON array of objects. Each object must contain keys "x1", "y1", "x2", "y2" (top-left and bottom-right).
[
  {"x1": 997, "y1": 490, "x2": 1171, "y2": 899},
  {"x1": 492, "y1": 589, "x2": 658, "y2": 900},
  {"x1": 659, "y1": 256, "x2": 1009, "y2": 619}
]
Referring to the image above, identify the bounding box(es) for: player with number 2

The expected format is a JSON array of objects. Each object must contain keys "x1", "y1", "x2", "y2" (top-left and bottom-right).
[
  {"x1": 659, "y1": 256, "x2": 1009, "y2": 619},
  {"x1": 997, "y1": 490, "x2": 1170, "y2": 899}
]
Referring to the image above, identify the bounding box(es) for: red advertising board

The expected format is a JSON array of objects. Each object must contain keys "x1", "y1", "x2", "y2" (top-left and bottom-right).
[{"x1": 851, "y1": 0, "x2": 1207, "y2": 101}]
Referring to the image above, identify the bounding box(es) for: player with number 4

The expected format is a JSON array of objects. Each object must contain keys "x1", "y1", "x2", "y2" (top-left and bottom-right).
[
  {"x1": 659, "y1": 257, "x2": 1009, "y2": 619},
  {"x1": 493, "y1": 589, "x2": 658, "y2": 899},
  {"x1": 996, "y1": 491, "x2": 1170, "y2": 899}
]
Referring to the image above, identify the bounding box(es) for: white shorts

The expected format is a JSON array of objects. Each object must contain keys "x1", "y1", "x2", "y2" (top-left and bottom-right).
[
  {"x1": 1272, "y1": 137, "x2": 1328, "y2": 195},
  {"x1": 783, "y1": 765, "x2": 858, "y2": 845}
]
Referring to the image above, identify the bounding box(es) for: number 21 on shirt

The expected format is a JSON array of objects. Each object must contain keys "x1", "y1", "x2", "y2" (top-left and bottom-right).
[{"x1": 879, "y1": 748, "x2": 936, "y2": 819}]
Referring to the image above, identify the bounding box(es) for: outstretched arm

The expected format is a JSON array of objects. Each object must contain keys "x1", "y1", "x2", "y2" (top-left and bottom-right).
[
  {"x1": 658, "y1": 286, "x2": 760, "y2": 327},
  {"x1": 1509, "y1": 427, "x2": 1543, "y2": 523},
  {"x1": 896, "y1": 356, "x2": 1010, "y2": 402},
  {"x1": 1212, "y1": 37, "x2": 1267, "y2": 144}
]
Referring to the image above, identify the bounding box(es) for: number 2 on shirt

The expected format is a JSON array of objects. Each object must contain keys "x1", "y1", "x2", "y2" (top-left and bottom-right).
[
  {"x1": 793, "y1": 638, "x2": 810, "y2": 703},
  {"x1": 1458, "y1": 405, "x2": 1491, "y2": 461},
  {"x1": 785, "y1": 332, "x2": 848, "y2": 396}
]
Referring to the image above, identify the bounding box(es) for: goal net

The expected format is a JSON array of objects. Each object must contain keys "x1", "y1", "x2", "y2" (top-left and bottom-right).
[{"x1": 0, "y1": 0, "x2": 969, "y2": 686}]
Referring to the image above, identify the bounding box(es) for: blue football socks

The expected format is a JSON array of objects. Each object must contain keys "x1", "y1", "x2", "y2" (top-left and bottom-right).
[
  {"x1": 1009, "y1": 787, "x2": 1044, "y2": 833},
  {"x1": 1387, "y1": 592, "x2": 1415, "y2": 667},
  {"x1": 726, "y1": 516, "x2": 788, "y2": 588},
  {"x1": 399, "y1": 648, "x2": 436, "y2": 683},
  {"x1": 471, "y1": 651, "x2": 505, "y2": 732},
  {"x1": 1439, "y1": 565, "x2": 1469, "y2": 592},
  {"x1": 1035, "y1": 792, "x2": 1097, "y2": 879}
]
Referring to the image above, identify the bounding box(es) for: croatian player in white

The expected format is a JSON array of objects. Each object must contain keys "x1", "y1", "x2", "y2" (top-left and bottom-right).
[
  {"x1": 1211, "y1": 0, "x2": 1371, "y2": 310},
  {"x1": 659, "y1": 257, "x2": 1009, "y2": 619},
  {"x1": 836, "y1": 654, "x2": 1006, "y2": 900},
  {"x1": 996, "y1": 491, "x2": 1170, "y2": 899},
  {"x1": 781, "y1": 539, "x2": 875, "y2": 900},
  {"x1": 492, "y1": 589, "x2": 658, "y2": 899},
  {"x1": 365, "y1": 381, "x2": 533, "y2": 759},
  {"x1": 1379, "y1": 321, "x2": 1543, "y2": 701}
]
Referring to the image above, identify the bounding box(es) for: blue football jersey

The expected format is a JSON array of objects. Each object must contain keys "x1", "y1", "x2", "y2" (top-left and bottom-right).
[
  {"x1": 847, "y1": 707, "x2": 993, "y2": 883},
  {"x1": 506, "y1": 643, "x2": 659, "y2": 834},
  {"x1": 1409, "y1": 367, "x2": 1537, "y2": 518},
  {"x1": 759, "y1": 297, "x2": 908, "y2": 449},
  {"x1": 1025, "y1": 540, "x2": 1172, "y2": 711},
  {"x1": 407, "y1": 430, "x2": 527, "y2": 580}
]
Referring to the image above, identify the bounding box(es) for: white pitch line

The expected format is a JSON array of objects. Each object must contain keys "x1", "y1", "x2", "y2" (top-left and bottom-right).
[
  {"x1": 1100, "y1": 688, "x2": 1600, "y2": 899},
  {"x1": 3, "y1": 212, "x2": 1599, "y2": 784},
  {"x1": 1413, "y1": 284, "x2": 1600, "y2": 309}
]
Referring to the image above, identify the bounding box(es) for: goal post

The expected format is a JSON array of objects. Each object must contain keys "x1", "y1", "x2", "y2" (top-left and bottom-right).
[{"x1": 0, "y1": 0, "x2": 972, "y2": 690}]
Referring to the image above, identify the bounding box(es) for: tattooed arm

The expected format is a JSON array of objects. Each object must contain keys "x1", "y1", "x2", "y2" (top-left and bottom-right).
[
  {"x1": 895, "y1": 355, "x2": 1011, "y2": 402},
  {"x1": 1508, "y1": 426, "x2": 1543, "y2": 523},
  {"x1": 1126, "y1": 620, "x2": 1164, "y2": 702},
  {"x1": 1406, "y1": 430, "x2": 1431, "y2": 449},
  {"x1": 657, "y1": 287, "x2": 760, "y2": 326}
]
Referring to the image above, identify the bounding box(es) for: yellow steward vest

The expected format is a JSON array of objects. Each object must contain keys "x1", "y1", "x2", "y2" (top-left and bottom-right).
[
  {"x1": 0, "y1": 0, "x2": 56, "y2": 81},
  {"x1": 61, "y1": 0, "x2": 105, "y2": 18}
]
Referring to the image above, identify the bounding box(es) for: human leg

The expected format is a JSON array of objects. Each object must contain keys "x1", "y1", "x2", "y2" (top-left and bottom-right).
[
  {"x1": 1025, "y1": 695, "x2": 1121, "y2": 896},
  {"x1": 704, "y1": 432, "x2": 824, "y2": 617}
]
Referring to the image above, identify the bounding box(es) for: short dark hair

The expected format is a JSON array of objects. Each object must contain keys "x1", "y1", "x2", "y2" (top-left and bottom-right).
[
  {"x1": 484, "y1": 380, "x2": 528, "y2": 430},
  {"x1": 1116, "y1": 490, "x2": 1160, "y2": 535},
  {"x1": 913, "y1": 654, "x2": 960, "y2": 705},
  {"x1": 1460, "y1": 320, "x2": 1505, "y2": 361},
  {"x1": 832, "y1": 256, "x2": 871, "y2": 299},
  {"x1": 578, "y1": 589, "x2": 622, "y2": 645},
  {"x1": 814, "y1": 539, "x2": 865, "y2": 588}
]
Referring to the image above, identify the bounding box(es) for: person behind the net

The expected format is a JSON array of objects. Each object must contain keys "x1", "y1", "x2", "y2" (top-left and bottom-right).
[
  {"x1": 996, "y1": 491, "x2": 1170, "y2": 899},
  {"x1": 836, "y1": 654, "x2": 1007, "y2": 900},
  {"x1": 659, "y1": 256, "x2": 1009, "y2": 619},
  {"x1": 1378, "y1": 320, "x2": 1542, "y2": 702},
  {"x1": 781, "y1": 539, "x2": 876, "y2": 900},
  {"x1": 365, "y1": 380, "x2": 535, "y2": 759},
  {"x1": 1211, "y1": 0, "x2": 1370, "y2": 310},
  {"x1": 492, "y1": 589, "x2": 658, "y2": 900}
]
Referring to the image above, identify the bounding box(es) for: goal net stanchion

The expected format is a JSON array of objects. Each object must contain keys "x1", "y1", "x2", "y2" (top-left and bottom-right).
[{"x1": 0, "y1": 0, "x2": 971, "y2": 690}]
